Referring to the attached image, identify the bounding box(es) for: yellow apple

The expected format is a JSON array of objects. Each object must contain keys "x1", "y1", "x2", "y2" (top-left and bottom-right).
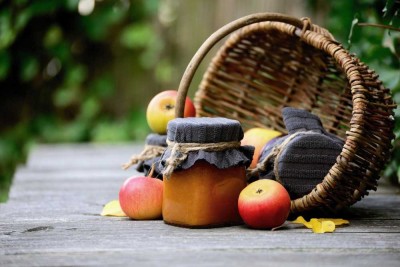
[
  {"x1": 241, "y1": 127, "x2": 282, "y2": 168},
  {"x1": 146, "y1": 90, "x2": 196, "y2": 134}
]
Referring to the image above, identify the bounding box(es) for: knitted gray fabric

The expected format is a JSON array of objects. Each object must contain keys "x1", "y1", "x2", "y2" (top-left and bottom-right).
[
  {"x1": 283, "y1": 107, "x2": 325, "y2": 133},
  {"x1": 136, "y1": 134, "x2": 167, "y2": 178},
  {"x1": 259, "y1": 107, "x2": 344, "y2": 198},
  {"x1": 159, "y1": 117, "x2": 254, "y2": 171},
  {"x1": 145, "y1": 133, "x2": 168, "y2": 146},
  {"x1": 166, "y1": 117, "x2": 244, "y2": 143}
]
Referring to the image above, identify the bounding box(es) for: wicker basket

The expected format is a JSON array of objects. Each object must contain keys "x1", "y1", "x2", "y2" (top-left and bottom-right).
[{"x1": 174, "y1": 13, "x2": 396, "y2": 215}]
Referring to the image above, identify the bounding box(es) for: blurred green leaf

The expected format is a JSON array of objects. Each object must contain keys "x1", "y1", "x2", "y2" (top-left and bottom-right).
[
  {"x1": 29, "y1": 1, "x2": 65, "y2": 16},
  {"x1": 377, "y1": 67, "x2": 400, "y2": 90},
  {"x1": 80, "y1": 3, "x2": 126, "y2": 41},
  {"x1": 0, "y1": 9, "x2": 15, "y2": 49},
  {"x1": 20, "y1": 56, "x2": 39, "y2": 82},
  {"x1": 79, "y1": 97, "x2": 101, "y2": 121},
  {"x1": 90, "y1": 75, "x2": 115, "y2": 98},
  {"x1": 127, "y1": 108, "x2": 149, "y2": 140},
  {"x1": 91, "y1": 119, "x2": 132, "y2": 142},
  {"x1": 383, "y1": 0, "x2": 394, "y2": 15},
  {"x1": 155, "y1": 59, "x2": 173, "y2": 83},
  {"x1": 0, "y1": 51, "x2": 11, "y2": 80},
  {"x1": 54, "y1": 86, "x2": 80, "y2": 108},
  {"x1": 0, "y1": 123, "x2": 32, "y2": 202},
  {"x1": 120, "y1": 23, "x2": 154, "y2": 49},
  {"x1": 140, "y1": 40, "x2": 163, "y2": 69},
  {"x1": 144, "y1": 0, "x2": 160, "y2": 15},
  {"x1": 44, "y1": 25, "x2": 63, "y2": 47},
  {"x1": 39, "y1": 119, "x2": 88, "y2": 142},
  {"x1": 66, "y1": 0, "x2": 80, "y2": 10},
  {"x1": 49, "y1": 42, "x2": 71, "y2": 62},
  {"x1": 15, "y1": 9, "x2": 32, "y2": 32},
  {"x1": 65, "y1": 65, "x2": 87, "y2": 86}
]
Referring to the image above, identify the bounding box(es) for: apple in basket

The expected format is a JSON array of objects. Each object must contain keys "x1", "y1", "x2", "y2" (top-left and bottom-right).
[
  {"x1": 238, "y1": 179, "x2": 291, "y2": 229},
  {"x1": 241, "y1": 127, "x2": 283, "y2": 168},
  {"x1": 119, "y1": 176, "x2": 163, "y2": 220},
  {"x1": 146, "y1": 90, "x2": 196, "y2": 134}
]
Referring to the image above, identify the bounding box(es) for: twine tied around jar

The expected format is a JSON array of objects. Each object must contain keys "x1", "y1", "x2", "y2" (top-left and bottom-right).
[
  {"x1": 163, "y1": 139, "x2": 241, "y2": 179},
  {"x1": 122, "y1": 145, "x2": 166, "y2": 170},
  {"x1": 247, "y1": 131, "x2": 320, "y2": 181}
]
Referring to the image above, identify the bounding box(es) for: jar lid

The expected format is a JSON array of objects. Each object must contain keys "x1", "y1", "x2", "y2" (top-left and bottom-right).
[
  {"x1": 145, "y1": 133, "x2": 167, "y2": 147},
  {"x1": 160, "y1": 117, "x2": 253, "y2": 172},
  {"x1": 167, "y1": 117, "x2": 243, "y2": 143}
]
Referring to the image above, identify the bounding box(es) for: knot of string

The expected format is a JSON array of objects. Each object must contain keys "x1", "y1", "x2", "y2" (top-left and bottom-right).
[
  {"x1": 122, "y1": 145, "x2": 166, "y2": 170},
  {"x1": 163, "y1": 139, "x2": 241, "y2": 179},
  {"x1": 247, "y1": 131, "x2": 319, "y2": 181}
]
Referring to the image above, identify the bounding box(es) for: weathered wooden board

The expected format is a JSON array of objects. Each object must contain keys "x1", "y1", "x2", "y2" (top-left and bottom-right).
[
  {"x1": 1, "y1": 143, "x2": 400, "y2": 266},
  {"x1": 25, "y1": 143, "x2": 141, "y2": 170},
  {"x1": 1, "y1": 250, "x2": 398, "y2": 267}
]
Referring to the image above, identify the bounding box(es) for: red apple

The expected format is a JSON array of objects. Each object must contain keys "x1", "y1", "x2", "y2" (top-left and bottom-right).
[
  {"x1": 146, "y1": 90, "x2": 196, "y2": 134},
  {"x1": 238, "y1": 179, "x2": 291, "y2": 229},
  {"x1": 241, "y1": 127, "x2": 282, "y2": 168},
  {"x1": 119, "y1": 176, "x2": 163, "y2": 220}
]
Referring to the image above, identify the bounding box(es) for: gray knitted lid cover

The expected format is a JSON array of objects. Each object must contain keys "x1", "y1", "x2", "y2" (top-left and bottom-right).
[
  {"x1": 167, "y1": 117, "x2": 244, "y2": 143},
  {"x1": 145, "y1": 133, "x2": 168, "y2": 146},
  {"x1": 259, "y1": 107, "x2": 344, "y2": 199},
  {"x1": 159, "y1": 117, "x2": 254, "y2": 170}
]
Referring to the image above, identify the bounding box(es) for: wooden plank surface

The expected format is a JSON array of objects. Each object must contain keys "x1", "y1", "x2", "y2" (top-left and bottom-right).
[{"x1": 1, "y1": 143, "x2": 400, "y2": 266}]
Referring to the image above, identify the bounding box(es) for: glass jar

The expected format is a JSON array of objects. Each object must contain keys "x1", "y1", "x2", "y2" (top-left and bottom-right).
[{"x1": 160, "y1": 117, "x2": 254, "y2": 228}]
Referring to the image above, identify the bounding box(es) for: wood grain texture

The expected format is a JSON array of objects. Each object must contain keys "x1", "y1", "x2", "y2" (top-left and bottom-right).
[{"x1": 1, "y1": 143, "x2": 400, "y2": 266}]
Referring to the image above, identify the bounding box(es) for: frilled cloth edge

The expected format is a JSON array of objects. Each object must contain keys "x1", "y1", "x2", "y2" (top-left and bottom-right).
[
  {"x1": 159, "y1": 145, "x2": 254, "y2": 171},
  {"x1": 136, "y1": 157, "x2": 163, "y2": 179}
]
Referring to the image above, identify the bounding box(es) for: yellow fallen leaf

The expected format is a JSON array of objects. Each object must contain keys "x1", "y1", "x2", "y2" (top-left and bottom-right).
[
  {"x1": 310, "y1": 219, "x2": 335, "y2": 233},
  {"x1": 101, "y1": 200, "x2": 126, "y2": 217},
  {"x1": 318, "y1": 218, "x2": 350, "y2": 226},
  {"x1": 291, "y1": 216, "x2": 312, "y2": 228},
  {"x1": 291, "y1": 216, "x2": 349, "y2": 233}
]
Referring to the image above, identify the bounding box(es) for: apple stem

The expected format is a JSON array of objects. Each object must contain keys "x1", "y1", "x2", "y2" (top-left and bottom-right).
[
  {"x1": 166, "y1": 104, "x2": 175, "y2": 110},
  {"x1": 256, "y1": 188, "x2": 263, "y2": 194}
]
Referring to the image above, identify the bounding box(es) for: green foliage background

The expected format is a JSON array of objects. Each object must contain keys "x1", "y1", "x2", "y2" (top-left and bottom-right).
[
  {"x1": 0, "y1": 0, "x2": 171, "y2": 201},
  {"x1": 0, "y1": 0, "x2": 399, "y2": 202}
]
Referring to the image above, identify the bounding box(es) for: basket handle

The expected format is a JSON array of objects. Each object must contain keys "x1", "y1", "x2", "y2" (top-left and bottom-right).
[{"x1": 175, "y1": 12, "x2": 320, "y2": 117}]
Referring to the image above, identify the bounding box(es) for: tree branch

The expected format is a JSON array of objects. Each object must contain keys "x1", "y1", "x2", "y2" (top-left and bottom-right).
[{"x1": 357, "y1": 22, "x2": 400, "y2": 32}]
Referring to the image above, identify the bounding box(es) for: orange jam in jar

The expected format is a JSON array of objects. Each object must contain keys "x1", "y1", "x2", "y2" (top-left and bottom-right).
[{"x1": 160, "y1": 117, "x2": 254, "y2": 228}]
